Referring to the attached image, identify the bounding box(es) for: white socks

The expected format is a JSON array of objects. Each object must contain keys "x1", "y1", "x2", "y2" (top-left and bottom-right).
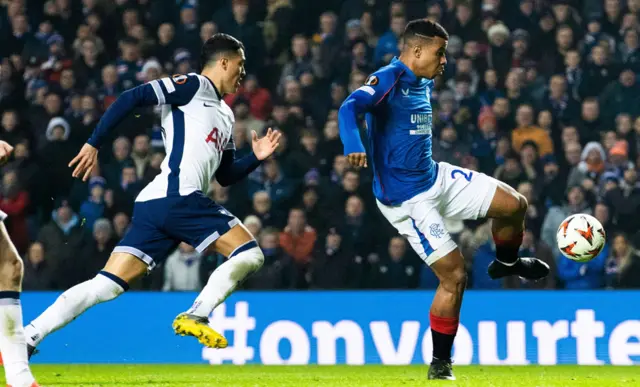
[
  {"x1": 187, "y1": 241, "x2": 264, "y2": 317},
  {"x1": 0, "y1": 293, "x2": 34, "y2": 387},
  {"x1": 25, "y1": 272, "x2": 127, "y2": 348}
]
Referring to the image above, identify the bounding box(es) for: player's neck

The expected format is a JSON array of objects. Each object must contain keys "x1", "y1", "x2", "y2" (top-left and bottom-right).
[
  {"x1": 200, "y1": 70, "x2": 225, "y2": 97},
  {"x1": 397, "y1": 54, "x2": 419, "y2": 78}
]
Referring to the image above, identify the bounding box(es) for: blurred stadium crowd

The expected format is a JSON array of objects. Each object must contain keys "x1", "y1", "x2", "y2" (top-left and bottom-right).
[{"x1": 0, "y1": 0, "x2": 639, "y2": 291}]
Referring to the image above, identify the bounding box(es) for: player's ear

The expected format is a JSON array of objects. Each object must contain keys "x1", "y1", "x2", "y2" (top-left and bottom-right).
[
  {"x1": 413, "y1": 45, "x2": 422, "y2": 58},
  {"x1": 220, "y1": 57, "x2": 228, "y2": 70}
]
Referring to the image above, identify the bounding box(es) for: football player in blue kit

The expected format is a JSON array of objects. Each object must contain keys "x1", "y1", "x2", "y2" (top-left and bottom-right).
[{"x1": 339, "y1": 19, "x2": 549, "y2": 380}]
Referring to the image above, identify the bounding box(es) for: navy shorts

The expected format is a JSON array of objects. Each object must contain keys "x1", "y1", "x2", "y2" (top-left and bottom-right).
[{"x1": 113, "y1": 192, "x2": 239, "y2": 268}]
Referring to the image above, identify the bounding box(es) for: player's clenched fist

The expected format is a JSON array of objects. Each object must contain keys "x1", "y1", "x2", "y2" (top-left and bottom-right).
[
  {"x1": 0, "y1": 141, "x2": 14, "y2": 166},
  {"x1": 347, "y1": 152, "x2": 368, "y2": 168},
  {"x1": 69, "y1": 143, "x2": 99, "y2": 181}
]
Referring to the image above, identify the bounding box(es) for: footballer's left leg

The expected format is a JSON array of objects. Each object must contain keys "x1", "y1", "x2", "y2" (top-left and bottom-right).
[
  {"x1": 0, "y1": 220, "x2": 38, "y2": 387},
  {"x1": 486, "y1": 182, "x2": 550, "y2": 280},
  {"x1": 170, "y1": 196, "x2": 263, "y2": 348}
]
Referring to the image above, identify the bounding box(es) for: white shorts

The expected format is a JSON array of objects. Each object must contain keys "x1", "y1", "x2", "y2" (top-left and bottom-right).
[
  {"x1": 0, "y1": 210, "x2": 6, "y2": 222},
  {"x1": 376, "y1": 162, "x2": 498, "y2": 265}
]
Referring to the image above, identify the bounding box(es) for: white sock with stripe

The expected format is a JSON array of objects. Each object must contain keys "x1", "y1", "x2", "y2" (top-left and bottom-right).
[
  {"x1": 187, "y1": 241, "x2": 263, "y2": 317},
  {"x1": 0, "y1": 292, "x2": 35, "y2": 387}
]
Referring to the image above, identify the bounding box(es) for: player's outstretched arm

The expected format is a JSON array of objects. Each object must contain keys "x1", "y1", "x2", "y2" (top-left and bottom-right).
[
  {"x1": 0, "y1": 141, "x2": 14, "y2": 166},
  {"x1": 215, "y1": 128, "x2": 281, "y2": 187},
  {"x1": 85, "y1": 75, "x2": 200, "y2": 150},
  {"x1": 338, "y1": 72, "x2": 393, "y2": 168}
]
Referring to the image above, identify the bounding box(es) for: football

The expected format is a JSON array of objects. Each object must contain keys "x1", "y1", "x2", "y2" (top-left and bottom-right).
[{"x1": 556, "y1": 214, "x2": 606, "y2": 262}]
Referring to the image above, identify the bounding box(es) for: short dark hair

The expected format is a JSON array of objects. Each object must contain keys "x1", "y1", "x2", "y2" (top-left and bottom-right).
[
  {"x1": 403, "y1": 19, "x2": 449, "y2": 42},
  {"x1": 200, "y1": 33, "x2": 245, "y2": 69}
]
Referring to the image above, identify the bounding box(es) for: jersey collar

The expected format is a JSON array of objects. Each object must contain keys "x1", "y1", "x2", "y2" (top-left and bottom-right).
[
  {"x1": 391, "y1": 57, "x2": 418, "y2": 84},
  {"x1": 203, "y1": 74, "x2": 223, "y2": 100}
]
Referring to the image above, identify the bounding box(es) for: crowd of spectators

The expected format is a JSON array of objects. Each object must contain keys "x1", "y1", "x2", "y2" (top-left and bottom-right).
[{"x1": 1, "y1": 0, "x2": 639, "y2": 292}]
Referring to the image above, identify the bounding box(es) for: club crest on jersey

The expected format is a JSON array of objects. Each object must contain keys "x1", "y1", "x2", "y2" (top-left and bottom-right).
[
  {"x1": 172, "y1": 74, "x2": 188, "y2": 85},
  {"x1": 365, "y1": 75, "x2": 379, "y2": 86}
]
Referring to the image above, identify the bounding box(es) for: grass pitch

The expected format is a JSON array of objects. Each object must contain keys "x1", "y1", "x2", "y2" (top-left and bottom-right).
[{"x1": 7, "y1": 365, "x2": 636, "y2": 387}]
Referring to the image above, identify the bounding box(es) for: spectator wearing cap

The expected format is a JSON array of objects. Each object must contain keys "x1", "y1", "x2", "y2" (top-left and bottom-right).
[
  {"x1": 601, "y1": 69, "x2": 640, "y2": 122},
  {"x1": 511, "y1": 29, "x2": 534, "y2": 69},
  {"x1": 79, "y1": 176, "x2": 106, "y2": 233},
  {"x1": 40, "y1": 116, "x2": 76, "y2": 201},
  {"x1": 605, "y1": 167, "x2": 640, "y2": 235},
  {"x1": 511, "y1": 104, "x2": 554, "y2": 156},
  {"x1": 41, "y1": 33, "x2": 74, "y2": 85},
  {"x1": 487, "y1": 23, "x2": 512, "y2": 82},
  {"x1": 541, "y1": 185, "x2": 593, "y2": 251},
  {"x1": 37, "y1": 197, "x2": 87, "y2": 288},
  {"x1": 0, "y1": 169, "x2": 29, "y2": 253},
  {"x1": 567, "y1": 141, "x2": 607, "y2": 189},
  {"x1": 23, "y1": 241, "x2": 54, "y2": 290}
]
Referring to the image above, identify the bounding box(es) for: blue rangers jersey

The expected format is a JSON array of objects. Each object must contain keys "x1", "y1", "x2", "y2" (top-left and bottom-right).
[{"x1": 339, "y1": 57, "x2": 438, "y2": 205}]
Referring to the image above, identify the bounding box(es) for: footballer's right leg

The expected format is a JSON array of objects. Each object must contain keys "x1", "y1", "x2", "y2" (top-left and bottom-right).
[
  {"x1": 169, "y1": 194, "x2": 264, "y2": 348},
  {"x1": 173, "y1": 223, "x2": 264, "y2": 348},
  {"x1": 24, "y1": 252, "x2": 146, "y2": 351}
]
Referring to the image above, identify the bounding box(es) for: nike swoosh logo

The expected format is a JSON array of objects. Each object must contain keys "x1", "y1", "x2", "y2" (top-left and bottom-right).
[{"x1": 203, "y1": 102, "x2": 215, "y2": 107}]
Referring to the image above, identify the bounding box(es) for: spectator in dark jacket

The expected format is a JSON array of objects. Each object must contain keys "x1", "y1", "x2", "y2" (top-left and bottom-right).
[
  {"x1": 245, "y1": 228, "x2": 294, "y2": 290},
  {"x1": 37, "y1": 198, "x2": 86, "y2": 289},
  {"x1": 369, "y1": 236, "x2": 420, "y2": 289},
  {"x1": 605, "y1": 233, "x2": 640, "y2": 288},
  {"x1": 23, "y1": 242, "x2": 54, "y2": 290},
  {"x1": 308, "y1": 228, "x2": 361, "y2": 289}
]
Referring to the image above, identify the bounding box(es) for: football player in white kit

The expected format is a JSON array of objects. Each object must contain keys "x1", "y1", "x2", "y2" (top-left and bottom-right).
[
  {"x1": 21, "y1": 34, "x2": 280, "y2": 354},
  {"x1": 0, "y1": 142, "x2": 39, "y2": 387}
]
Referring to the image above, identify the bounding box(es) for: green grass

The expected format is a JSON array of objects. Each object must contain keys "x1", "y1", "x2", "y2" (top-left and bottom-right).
[{"x1": 5, "y1": 365, "x2": 636, "y2": 387}]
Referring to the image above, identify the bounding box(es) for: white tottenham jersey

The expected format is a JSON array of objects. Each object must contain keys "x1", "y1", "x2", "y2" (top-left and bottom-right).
[{"x1": 136, "y1": 73, "x2": 235, "y2": 202}]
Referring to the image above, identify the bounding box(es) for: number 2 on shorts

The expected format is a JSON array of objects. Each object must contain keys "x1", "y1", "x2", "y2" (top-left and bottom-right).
[{"x1": 451, "y1": 169, "x2": 473, "y2": 182}]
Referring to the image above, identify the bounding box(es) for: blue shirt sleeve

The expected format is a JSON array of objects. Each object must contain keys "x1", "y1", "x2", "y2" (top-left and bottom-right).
[
  {"x1": 338, "y1": 71, "x2": 396, "y2": 155},
  {"x1": 215, "y1": 136, "x2": 262, "y2": 186},
  {"x1": 87, "y1": 74, "x2": 201, "y2": 149}
]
